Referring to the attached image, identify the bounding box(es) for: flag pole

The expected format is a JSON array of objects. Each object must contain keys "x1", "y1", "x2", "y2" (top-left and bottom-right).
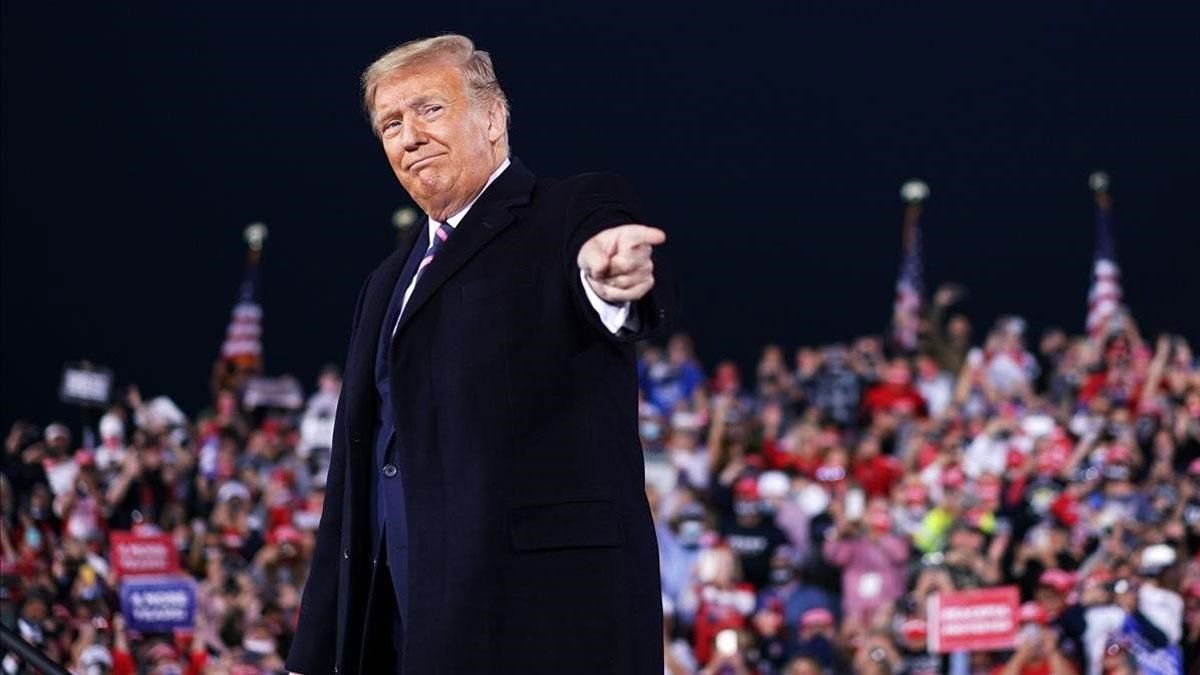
[
  {"x1": 1085, "y1": 172, "x2": 1124, "y2": 343},
  {"x1": 893, "y1": 180, "x2": 928, "y2": 353},
  {"x1": 214, "y1": 223, "x2": 268, "y2": 395},
  {"x1": 900, "y1": 180, "x2": 928, "y2": 254}
]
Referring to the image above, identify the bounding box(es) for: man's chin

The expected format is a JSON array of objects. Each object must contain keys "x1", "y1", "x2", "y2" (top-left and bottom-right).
[{"x1": 399, "y1": 179, "x2": 446, "y2": 212}]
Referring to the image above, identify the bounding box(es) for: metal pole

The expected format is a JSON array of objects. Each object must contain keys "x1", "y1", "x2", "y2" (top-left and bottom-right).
[{"x1": 0, "y1": 623, "x2": 71, "y2": 675}]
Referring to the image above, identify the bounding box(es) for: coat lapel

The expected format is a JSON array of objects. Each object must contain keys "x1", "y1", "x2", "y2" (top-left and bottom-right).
[
  {"x1": 344, "y1": 222, "x2": 424, "y2": 431},
  {"x1": 391, "y1": 159, "x2": 535, "y2": 342}
]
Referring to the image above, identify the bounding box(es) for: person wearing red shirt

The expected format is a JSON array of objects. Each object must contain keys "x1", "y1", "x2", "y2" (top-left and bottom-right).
[
  {"x1": 851, "y1": 435, "x2": 903, "y2": 499},
  {"x1": 861, "y1": 359, "x2": 928, "y2": 421}
]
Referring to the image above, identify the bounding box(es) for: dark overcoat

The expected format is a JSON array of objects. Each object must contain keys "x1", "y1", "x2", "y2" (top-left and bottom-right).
[{"x1": 285, "y1": 159, "x2": 675, "y2": 674}]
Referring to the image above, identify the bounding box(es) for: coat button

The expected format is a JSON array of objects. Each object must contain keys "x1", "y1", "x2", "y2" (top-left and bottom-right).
[
  {"x1": 382, "y1": 464, "x2": 398, "y2": 478},
  {"x1": 334, "y1": 665, "x2": 341, "y2": 674},
  {"x1": 342, "y1": 548, "x2": 350, "y2": 560}
]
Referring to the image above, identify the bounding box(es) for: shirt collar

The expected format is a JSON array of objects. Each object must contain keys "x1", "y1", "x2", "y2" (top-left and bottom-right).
[{"x1": 426, "y1": 157, "x2": 512, "y2": 241}]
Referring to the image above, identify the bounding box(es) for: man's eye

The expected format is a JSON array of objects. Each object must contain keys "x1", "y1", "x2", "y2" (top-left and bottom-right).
[
  {"x1": 382, "y1": 119, "x2": 402, "y2": 134},
  {"x1": 425, "y1": 105, "x2": 444, "y2": 116}
]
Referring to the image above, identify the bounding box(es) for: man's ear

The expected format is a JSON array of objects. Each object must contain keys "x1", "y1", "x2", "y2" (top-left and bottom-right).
[{"x1": 486, "y1": 98, "x2": 507, "y2": 143}]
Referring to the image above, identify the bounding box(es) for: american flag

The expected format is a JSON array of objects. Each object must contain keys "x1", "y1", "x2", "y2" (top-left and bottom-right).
[
  {"x1": 221, "y1": 225, "x2": 266, "y2": 370},
  {"x1": 1085, "y1": 173, "x2": 1122, "y2": 340},
  {"x1": 221, "y1": 282, "x2": 263, "y2": 367},
  {"x1": 893, "y1": 181, "x2": 927, "y2": 352}
]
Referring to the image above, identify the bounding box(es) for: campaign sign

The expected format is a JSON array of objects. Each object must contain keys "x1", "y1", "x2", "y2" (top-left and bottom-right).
[
  {"x1": 242, "y1": 375, "x2": 304, "y2": 410},
  {"x1": 927, "y1": 585, "x2": 1019, "y2": 653},
  {"x1": 110, "y1": 532, "x2": 180, "y2": 577},
  {"x1": 59, "y1": 363, "x2": 114, "y2": 407},
  {"x1": 1118, "y1": 617, "x2": 1182, "y2": 675},
  {"x1": 120, "y1": 576, "x2": 196, "y2": 633}
]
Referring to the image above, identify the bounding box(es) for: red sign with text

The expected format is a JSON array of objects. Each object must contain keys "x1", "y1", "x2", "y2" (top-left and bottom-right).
[
  {"x1": 110, "y1": 532, "x2": 180, "y2": 577},
  {"x1": 927, "y1": 585, "x2": 1019, "y2": 653}
]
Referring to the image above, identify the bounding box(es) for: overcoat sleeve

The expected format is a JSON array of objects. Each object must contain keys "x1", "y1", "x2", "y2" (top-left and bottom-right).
[{"x1": 561, "y1": 172, "x2": 678, "y2": 343}]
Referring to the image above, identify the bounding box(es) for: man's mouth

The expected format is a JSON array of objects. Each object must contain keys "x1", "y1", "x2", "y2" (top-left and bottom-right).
[{"x1": 407, "y1": 154, "x2": 444, "y2": 171}]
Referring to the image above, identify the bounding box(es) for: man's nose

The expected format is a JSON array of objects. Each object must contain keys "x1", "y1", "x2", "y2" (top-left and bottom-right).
[{"x1": 399, "y1": 119, "x2": 426, "y2": 150}]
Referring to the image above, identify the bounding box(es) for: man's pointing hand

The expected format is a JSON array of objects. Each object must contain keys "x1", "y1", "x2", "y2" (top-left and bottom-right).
[{"x1": 577, "y1": 224, "x2": 666, "y2": 303}]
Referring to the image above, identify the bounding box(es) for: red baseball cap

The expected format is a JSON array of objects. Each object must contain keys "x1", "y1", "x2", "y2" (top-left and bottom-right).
[
  {"x1": 1049, "y1": 494, "x2": 1080, "y2": 528},
  {"x1": 734, "y1": 476, "x2": 760, "y2": 501},
  {"x1": 1039, "y1": 568, "x2": 1075, "y2": 594},
  {"x1": 800, "y1": 608, "x2": 835, "y2": 629},
  {"x1": 269, "y1": 524, "x2": 303, "y2": 546},
  {"x1": 1006, "y1": 450, "x2": 1027, "y2": 470}
]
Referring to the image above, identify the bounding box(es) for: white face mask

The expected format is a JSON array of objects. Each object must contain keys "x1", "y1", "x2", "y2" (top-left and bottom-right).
[
  {"x1": 294, "y1": 511, "x2": 321, "y2": 531},
  {"x1": 797, "y1": 484, "x2": 830, "y2": 516},
  {"x1": 243, "y1": 637, "x2": 276, "y2": 655}
]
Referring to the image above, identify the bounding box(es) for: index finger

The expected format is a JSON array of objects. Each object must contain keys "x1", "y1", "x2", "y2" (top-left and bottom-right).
[{"x1": 619, "y1": 225, "x2": 666, "y2": 248}]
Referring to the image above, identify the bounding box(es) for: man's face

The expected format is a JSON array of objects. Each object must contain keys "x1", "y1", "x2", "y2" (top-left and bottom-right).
[
  {"x1": 948, "y1": 315, "x2": 971, "y2": 340},
  {"x1": 949, "y1": 527, "x2": 981, "y2": 552},
  {"x1": 372, "y1": 61, "x2": 505, "y2": 220},
  {"x1": 22, "y1": 598, "x2": 47, "y2": 621}
]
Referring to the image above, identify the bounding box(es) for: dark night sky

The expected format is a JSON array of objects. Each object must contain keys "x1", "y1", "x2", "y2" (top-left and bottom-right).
[{"x1": 3, "y1": 3, "x2": 1199, "y2": 429}]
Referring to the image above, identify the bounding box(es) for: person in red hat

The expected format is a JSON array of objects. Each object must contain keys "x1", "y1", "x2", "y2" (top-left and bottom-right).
[
  {"x1": 793, "y1": 607, "x2": 846, "y2": 673},
  {"x1": 892, "y1": 617, "x2": 942, "y2": 675},
  {"x1": 992, "y1": 601, "x2": 1077, "y2": 674},
  {"x1": 719, "y1": 475, "x2": 789, "y2": 589}
]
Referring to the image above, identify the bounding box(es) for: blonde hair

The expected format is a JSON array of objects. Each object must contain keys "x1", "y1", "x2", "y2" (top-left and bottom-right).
[{"x1": 361, "y1": 34, "x2": 510, "y2": 133}]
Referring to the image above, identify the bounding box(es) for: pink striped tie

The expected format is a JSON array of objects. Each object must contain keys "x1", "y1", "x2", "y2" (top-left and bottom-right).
[{"x1": 414, "y1": 221, "x2": 454, "y2": 285}]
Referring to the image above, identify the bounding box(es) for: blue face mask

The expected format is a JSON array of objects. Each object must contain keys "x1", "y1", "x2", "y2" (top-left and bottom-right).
[
  {"x1": 677, "y1": 519, "x2": 704, "y2": 548},
  {"x1": 640, "y1": 421, "x2": 662, "y2": 442},
  {"x1": 25, "y1": 528, "x2": 42, "y2": 549}
]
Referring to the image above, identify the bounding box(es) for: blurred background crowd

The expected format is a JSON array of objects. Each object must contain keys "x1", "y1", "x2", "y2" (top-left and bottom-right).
[
  {"x1": 642, "y1": 288, "x2": 1198, "y2": 675},
  {"x1": 2, "y1": 285, "x2": 1199, "y2": 674}
]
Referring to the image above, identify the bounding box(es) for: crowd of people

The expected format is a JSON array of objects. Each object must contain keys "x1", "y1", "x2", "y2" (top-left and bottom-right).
[
  {"x1": 2, "y1": 285, "x2": 1198, "y2": 674},
  {"x1": 644, "y1": 288, "x2": 1198, "y2": 675}
]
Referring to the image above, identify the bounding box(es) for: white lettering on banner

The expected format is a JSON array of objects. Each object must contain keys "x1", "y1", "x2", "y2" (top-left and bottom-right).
[
  {"x1": 131, "y1": 590, "x2": 189, "y2": 607},
  {"x1": 117, "y1": 542, "x2": 170, "y2": 570},
  {"x1": 64, "y1": 371, "x2": 109, "y2": 401},
  {"x1": 132, "y1": 607, "x2": 189, "y2": 621},
  {"x1": 941, "y1": 605, "x2": 1011, "y2": 620},
  {"x1": 942, "y1": 621, "x2": 1013, "y2": 636},
  {"x1": 726, "y1": 534, "x2": 768, "y2": 555},
  {"x1": 132, "y1": 605, "x2": 188, "y2": 619},
  {"x1": 129, "y1": 587, "x2": 191, "y2": 624},
  {"x1": 939, "y1": 603, "x2": 1013, "y2": 636}
]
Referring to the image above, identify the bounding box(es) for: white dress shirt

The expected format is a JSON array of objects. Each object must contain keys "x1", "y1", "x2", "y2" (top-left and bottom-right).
[{"x1": 395, "y1": 158, "x2": 637, "y2": 336}]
